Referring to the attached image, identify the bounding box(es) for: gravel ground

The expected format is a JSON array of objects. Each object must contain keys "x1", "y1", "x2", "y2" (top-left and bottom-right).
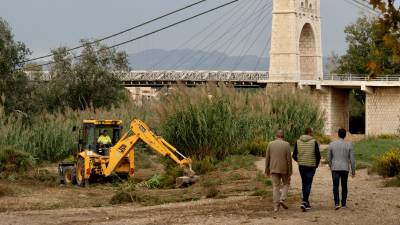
[{"x1": 0, "y1": 159, "x2": 399, "y2": 225}]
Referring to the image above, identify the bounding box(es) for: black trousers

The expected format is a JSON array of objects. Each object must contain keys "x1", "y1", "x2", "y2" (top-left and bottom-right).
[
  {"x1": 299, "y1": 166, "x2": 316, "y2": 204},
  {"x1": 332, "y1": 170, "x2": 349, "y2": 206}
]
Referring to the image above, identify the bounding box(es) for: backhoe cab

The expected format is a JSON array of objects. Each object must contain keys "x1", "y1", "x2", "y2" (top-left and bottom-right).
[{"x1": 58, "y1": 119, "x2": 198, "y2": 188}]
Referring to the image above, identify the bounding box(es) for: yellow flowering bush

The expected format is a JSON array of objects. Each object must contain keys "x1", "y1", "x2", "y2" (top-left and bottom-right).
[{"x1": 373, "y1": 149, "x2": 400, "y2": 177}]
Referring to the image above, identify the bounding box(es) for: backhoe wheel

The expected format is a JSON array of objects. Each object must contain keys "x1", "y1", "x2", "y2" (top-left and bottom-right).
[
  {"x1": 76, "y1": 158, "x2": 88, "y2": 187},
  {"x1": 63, "y1": 166, "x2": 76, "y2": 185}
]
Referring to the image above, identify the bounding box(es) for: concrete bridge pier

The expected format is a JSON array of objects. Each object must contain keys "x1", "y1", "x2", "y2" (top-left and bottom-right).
[
  {"x1": 366, "y1": 87, "x2": 400, "y2": 135},
  {"x1": 314, "y1": 86, "x2": 400, "y2": 136},
  {"x1": 314, "y1": 87, "x2": 350, "y2": 135}
]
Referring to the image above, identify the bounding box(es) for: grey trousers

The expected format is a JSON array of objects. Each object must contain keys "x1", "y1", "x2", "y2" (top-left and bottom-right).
[{"x1": 271, "y1": 173, "x2": 291, "y2": 207}]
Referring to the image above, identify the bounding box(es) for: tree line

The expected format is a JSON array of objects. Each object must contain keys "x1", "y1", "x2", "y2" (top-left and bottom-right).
[{"x1": 0, "y1": 18, "x2": 129, "y2": 119}]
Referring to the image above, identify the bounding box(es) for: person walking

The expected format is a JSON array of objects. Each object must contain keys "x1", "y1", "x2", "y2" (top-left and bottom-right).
[
  {"x1": 265, "y1": 130, "x2": 293, "y2": 212},
  {"x1": 327, "y1": 128, "x2": 356, "y2": 210},
  {"x1": 293, "y1": 127, "x2": 321, "y2": 212}
]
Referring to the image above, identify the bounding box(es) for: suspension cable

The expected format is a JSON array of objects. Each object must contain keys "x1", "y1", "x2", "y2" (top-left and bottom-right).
[
  {"x1": 150, "y1": 0, "x2": 245, "y2": 69},
  {"x1": 172, "y1": 0, "x2": 261, "y2": 69},
  {"x1": 188, "y1": 0, "x2": 269, "y2": 70}
]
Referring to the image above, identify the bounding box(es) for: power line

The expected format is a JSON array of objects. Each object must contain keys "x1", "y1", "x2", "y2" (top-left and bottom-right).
[
  {"x1": 34, "y1": 0, "x2": 242, "y2": 69},
  {"x1": 21, "y1": 0, "x2": 208, "y2": 64}
]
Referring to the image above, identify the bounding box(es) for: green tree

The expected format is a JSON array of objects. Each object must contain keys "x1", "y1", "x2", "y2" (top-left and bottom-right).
[
  {"x1": 0, "y1": 18, "x2": 34, "y2": 115},
  {"x1": 335, "y1": 16, "x2": 400, "y2": 75},
  {"x1": 47, "y1": 40, "x2": 130, "y2": 111},
  {"x1": 368, "y1": 0, "x2": 400, "y2": 74}
]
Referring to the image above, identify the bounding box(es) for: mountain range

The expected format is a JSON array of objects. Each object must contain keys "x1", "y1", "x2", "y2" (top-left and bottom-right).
[
  {"x1": 128, "y1": 49, "x2": 269, "y2": 71},
  {"x1": 38, "y1": 49, "x2": 330, "y2": 72}
]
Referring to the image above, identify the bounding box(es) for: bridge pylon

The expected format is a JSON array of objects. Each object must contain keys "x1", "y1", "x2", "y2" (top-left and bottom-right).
[{"x1": 269, "y1": 0, "x2": 323, "y2": 81}]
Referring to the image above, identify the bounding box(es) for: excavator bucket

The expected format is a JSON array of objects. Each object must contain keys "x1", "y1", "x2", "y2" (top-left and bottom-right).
[
  {"x1": 175, "y1": 165, "x2": 199, "y2": 188},
  {"x1": 176, "y1": 175, "x2": 200, "y2": 188}
]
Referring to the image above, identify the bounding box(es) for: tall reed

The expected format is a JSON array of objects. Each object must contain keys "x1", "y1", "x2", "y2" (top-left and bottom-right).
[
  {"x1": 0, "y1": 102, "x2": 148, "y2": 162},
  {"x1": 0, "y1": 85, "x2": 324, "y2": 163},
  {"x1": 153, "y1": 86, "x2": 325, "y2": 159}
]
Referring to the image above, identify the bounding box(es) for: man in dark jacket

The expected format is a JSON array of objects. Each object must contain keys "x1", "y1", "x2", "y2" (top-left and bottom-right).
[{"x1": 293, "y1": 127, "x2": 321, "y2": 212}]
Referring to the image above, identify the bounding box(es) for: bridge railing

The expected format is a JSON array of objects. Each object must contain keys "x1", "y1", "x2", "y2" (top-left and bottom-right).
[
  {"x1": 118, "y1": 71, "x2": 269, "y2": 81},
  {"x1": 27, "y1": 71, "x2": 400, "y2": 82},
  {"x1": 26, "y1": 71, "x2": 270, "y2": 82},
  {"x1": 323, "y1": 74, "x2": 400, "y2": 82}
]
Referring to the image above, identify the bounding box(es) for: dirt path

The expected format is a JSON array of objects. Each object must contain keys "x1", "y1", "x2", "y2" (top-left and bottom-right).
[
  {"x1": 253, "y1": 159, "x2": 400, "y2": 225},
  {"x1": 0, "y1": 159, "x2": 399, "y2": 225}
]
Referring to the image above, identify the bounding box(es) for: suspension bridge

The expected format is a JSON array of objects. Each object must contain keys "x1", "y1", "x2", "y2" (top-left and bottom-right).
[{"x1": 23, "y1": 0, "x2": 400, "y2": 135}]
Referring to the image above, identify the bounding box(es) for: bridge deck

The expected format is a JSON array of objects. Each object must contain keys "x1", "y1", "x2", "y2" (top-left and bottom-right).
[{"x1": 27, "y1": 71, "x2": 400, "y2": 87}]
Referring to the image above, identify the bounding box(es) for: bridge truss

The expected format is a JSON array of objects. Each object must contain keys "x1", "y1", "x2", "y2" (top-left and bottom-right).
[{"x1": 118, "y1": 71, "x2": 269, "y2": 88}]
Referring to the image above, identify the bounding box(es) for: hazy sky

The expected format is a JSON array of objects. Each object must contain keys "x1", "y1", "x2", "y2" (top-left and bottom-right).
[{"x1": 0, "y1": 0, "x2": 375, "y2": 59}]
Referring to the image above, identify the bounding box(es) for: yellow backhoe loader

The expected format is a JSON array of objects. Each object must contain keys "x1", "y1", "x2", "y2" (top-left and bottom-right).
[{"x1": 58, "y1": 119, "x2": 198, "y2": 188}]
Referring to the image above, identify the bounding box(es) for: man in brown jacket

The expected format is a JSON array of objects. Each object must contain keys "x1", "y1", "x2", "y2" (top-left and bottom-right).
[{"x1": 265, "y1": 130, "x2": 293, "y2": 212}]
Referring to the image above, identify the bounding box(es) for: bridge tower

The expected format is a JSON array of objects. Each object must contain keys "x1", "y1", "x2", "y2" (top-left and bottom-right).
[{"x1": 269, "y1": 0, "x2": 323, "y2": 81}]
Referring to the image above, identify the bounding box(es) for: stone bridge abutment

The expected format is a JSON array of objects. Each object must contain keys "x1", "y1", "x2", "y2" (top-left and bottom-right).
[
  {"x1": 269, "y1": 0, "x2": 400, "y2": 136},
  {"x1": 309, "y1": 84, "x2": 400, "y2": 136}
]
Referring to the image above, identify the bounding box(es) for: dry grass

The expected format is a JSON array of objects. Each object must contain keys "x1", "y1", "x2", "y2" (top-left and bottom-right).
[{"x1": 110, "y1": 155, "x2": 271, "y2": 206}]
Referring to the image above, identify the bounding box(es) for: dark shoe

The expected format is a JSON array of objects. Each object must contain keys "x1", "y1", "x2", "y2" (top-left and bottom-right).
[
  {"x1": 335, "y1": 205, "x2": 341, "y2": 210},
  {"x1": 300, "y1": 202, "x2": 307, "y2": 212},
  {"x1": 280, "y1": 201, "x2": 288, "y2": 210},
  {"x1": 305, "y1": 202, "x2": 312, "y2": 210},
  {"x1": 341, "y1": 206, "x2": 347, "y2": 209}
]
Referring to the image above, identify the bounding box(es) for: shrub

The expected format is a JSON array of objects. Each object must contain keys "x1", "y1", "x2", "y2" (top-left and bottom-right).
[
  {"x1": 151, "y1": 163, "x2": 185, "y2": 188},
  {"x1": 145, "y1": 175, "x2": 163, "y2": 189},
  {"x1": 255, "y1": 172, "x2": 272, "y2": 186},
  {"x1": 216, "y1": 155, "x2": 256, "y2": 171},
  {"x1": 205, "y1": 186, "x2": 219, "y2": 198},
  {"x1": 315, "y1": 133, "x2": 332, "y2": 144},
  {"x1": 192, "y1": 157, "x2": 216, "y2": 175},
  {"x1": 237, "y1": 137, "x2": 267, "y2": 156},
  {"x1": 353, "y1": 137, "x2": 400, "y2": 165},
  {"x1": 384, "y1": 175, "x2": 400, "y2": 187},
  {"x1": 110, "y1": 191, "x2": 133, "y2": 204},
  {"x1": 377, "y1": 134, "x2": 400, "y2": 140},
  {"x1": 251, "y1": 188, "x2": 271, "y2": 198},
  {"x1": 30, "y1": 168, "x2": 57, "y2": 183},
  {"x1": 372, "y1": 149, "x2": 400, "y2": 177},
  {"x1": 0, "y1": 146, "x2": 35, "y2": 176}
]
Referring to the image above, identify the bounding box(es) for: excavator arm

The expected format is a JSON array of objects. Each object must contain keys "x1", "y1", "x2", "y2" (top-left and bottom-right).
[{"x1": 103, "y1": 119, "x2": 194, "y2": 178}]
